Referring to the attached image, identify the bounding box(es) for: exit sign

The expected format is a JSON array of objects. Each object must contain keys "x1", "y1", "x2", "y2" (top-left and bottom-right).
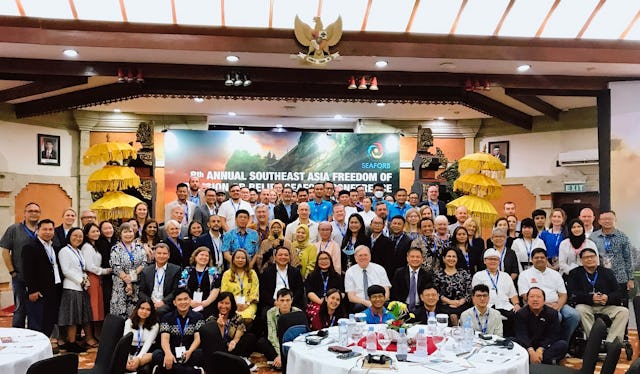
[{"x1": 564, "y1": 183, "x2": 586, "y2": 192}]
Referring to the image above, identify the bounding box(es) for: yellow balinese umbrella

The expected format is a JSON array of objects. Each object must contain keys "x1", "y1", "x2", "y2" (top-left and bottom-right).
[
  {"x1": 458, "y1": 152, "x2": 506, "y2": 178},
  {"x1": 453, "y1": 173, "x2": 502, "y2": 199},
  {"x1": 89, "y1": 191, "x2": 143, "y2": 221},
  {"x1": 447, "y1": 195, "x2": 498, "y2": 228},
  {"x1": 87, "y1": 165, "x2": 141, "y2": 192},
  {"x1": 83, "y1": 142, "x2": 137, "y2": 166}
]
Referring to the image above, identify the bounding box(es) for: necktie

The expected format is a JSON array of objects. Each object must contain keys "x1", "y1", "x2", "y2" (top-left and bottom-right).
[
  {"x1": 409, "y1": 270, "x2": 417, "y2": 311},
  {"x1": 362, "y1": 269, "x2": 369, "y2": 300}
]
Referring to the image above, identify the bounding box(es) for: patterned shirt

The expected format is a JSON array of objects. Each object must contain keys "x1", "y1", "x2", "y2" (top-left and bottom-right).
[
  {"x1": 159, "y1": 309, "x2": 205, "y2": 349},
  {"x1": 591, "y1": 229, "x2": 634, "y2": 283},
  {"x1": 221, "y1": 228, "x2": 259, "y2": 258}
]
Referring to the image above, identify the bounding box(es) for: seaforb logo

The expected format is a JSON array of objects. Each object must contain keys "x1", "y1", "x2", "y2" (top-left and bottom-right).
[{"x1": 367, "y1": 142, "x2": 384, "y2": 159}]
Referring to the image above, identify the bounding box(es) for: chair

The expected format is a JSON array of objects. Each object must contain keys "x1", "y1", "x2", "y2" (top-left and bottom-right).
[
  {"x1": 600, "y1": 337, "x2": 622, "y2": 374},
  {"x1": 109, "y1": 332, "x2": 133, "y2": 374},
  {"x1": 627, "y1": 356, "x2": 640, "y2": 374},
  {"x1": 199, "y1": 321, "x2": 223, "y2": 373},
  {"x1": 276, "y1": 311, "x2": 309, "y2": 373},
  {"x1": 530, "y1": 318, "x2": 607, "y2": 374},
  {"x1": 79, "y1": 314, "x2": 126, "y2": 374},
  {"x1": 27, "y1": 353, "x2": 79, "y2": 374},
  {"x1": 211, "y1": 351, "x2": 250, "y2": 374}
]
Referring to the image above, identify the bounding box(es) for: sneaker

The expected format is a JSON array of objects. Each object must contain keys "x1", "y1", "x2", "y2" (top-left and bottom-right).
[
  {"x1": 194, "y1": 366, "x2": 204, "y2": 374},
  {"x1": 242, "y1": 357, "x2": 257, "y2": 372}
]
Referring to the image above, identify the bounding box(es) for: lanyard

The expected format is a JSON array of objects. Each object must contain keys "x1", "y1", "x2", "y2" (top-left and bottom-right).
[
  {"x1": 68, "y1": 245, "x2": 85, "y2": 270},
  {"x1": 336, "y1": 222, "x2": 346, "y2": 238},
  {"x1": 230, "y1": 200, "x2": 240, "y2": 212},
  {"x1": 258, "y1": 227, "x2": 268, "y2": 242},
  {"x1": 237, "y1": 273, "x2": 245, "y2": 294},
  {"x1": 498, "y1": 249, "x2": 506, "y2": 271},
  {"x1": 370, "y1": 307, "x2": 384, "y2": 324},
  {"x1": 603, "y1": 236, "x2": 612, "y2": 253},
  {"x1": 136, "y1": 327, "x2": 143, "y2": 352},
  {"x1": 277, "y1": 270, "x2": 288, "y2": 288},
  {"x1": 321, "y1": 272, "x2": 329, "y2": 296},
  {"x1": 22, "y1": 223, "x2": 36, "y2": 240},
  {"x1": 167, "y1": 237, "x2": 182, "y2": 256},
  {"x1": 370, "y1": 234, "x2": 378, "y2": 248},
  {"x1": 176, "y1": 317, "x2": 190, "y2": 343},
  {"x1": 464, "y1": 251, "x2": 470, "y2": 266},
  {"x1": 121, "y1": 241, "x2": 135, "y2": 265},
  {"x1": 155, "y1": 268, "x2": 165, "y2": 287},
  {"x1": 43, "y1": 242, "x2": 55, "y2": 265},
  {"x1": 394, "y1": 233, "x2": 404, "y2": 249},
  {"x1": 487, "y1": 270, "x2": 499, "y2": 292},
  {"x1": 586, "y1": 271, "x2": 599, "y2": 289},
  {"x1": 319, "y1": 241, "x2": 330, "y2": 253},
  {"x1": 328, "y1": 315, "x2": 336, "y2": 327},
  {"x1": 196, "y1": 268, "x2": 207, "y2": 290},
  {"x1": 211, "y1": 234, "x2": 222, "y2": 264},
  {"x1": 525, "y1": 239, "x2": 533, "y2": 260},
  {"x1": 473, "y1": 307, "x2": 489, "y2": 334},
  {"x1": 223, "y1": 319, "x2": 231, "y2": 340},
  {"x1": 343, "y1": 240, "x2": 355, "y2": 256},
  {"x1": 236, "y1": 231, "x2": 247, "y2": 249}
]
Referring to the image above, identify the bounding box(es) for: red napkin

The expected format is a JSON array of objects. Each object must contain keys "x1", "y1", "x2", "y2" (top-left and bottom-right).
[{"x1": 353, "y1": 333, "x2": 437, "y2": 355}]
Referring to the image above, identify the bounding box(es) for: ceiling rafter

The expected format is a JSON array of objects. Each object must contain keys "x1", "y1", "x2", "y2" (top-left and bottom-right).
[
  {"x1": 0, "y1": 76, "x2": 88, "y2": 102},
  {"x1": 493, "y1": 0, "x2": 515, "y2": 36},
  {"x1": 506, "y1": 94, "x2": 561, "y2": 121},
  {"x1": 170, "y1": 0, "x2": 177, "y2": 24},
  {"x1": 450, "y1": 0, "x2": 468, "y2": 34},
  {"x1": 620, "y1": 9, "x2": 640, "y2": 40},
  {"x1": 68, "y1": 0, "x2": 78, "y2": 19},
  {"x1": 535, "y1": 0, "x2": 560, "y2": 37},
  {"x1": 462, "y1": 91, "x2": 531, "y2": 130},
  {"x1": 119, "y1": 0, "x2": 127, "y2": 22},
  {"x1": 361, "y1": 0, "x2": 372, "y2": 31},
  {"x1": 14, "y1": 0, "x2": 25, "y2": 16},
  {"x1": 405, "y1": 0, "x2": 420, "y2": 32},
  {"x1": 504, "y1": 88, "x2": 603, "y2": 97},
  {"x1": 577, "y1": 0, "x2": 606, "y2": 39}
]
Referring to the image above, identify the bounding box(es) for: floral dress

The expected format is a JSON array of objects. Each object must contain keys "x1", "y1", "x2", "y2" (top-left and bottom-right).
[{"x1": 109, "y1": 241, "x2": 147, "y2": 318}]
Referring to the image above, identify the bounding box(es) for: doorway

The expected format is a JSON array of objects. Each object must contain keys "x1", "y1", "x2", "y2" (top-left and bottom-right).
[{"x1": 550, "y1": 192, "x2": 600, "y2": 223}]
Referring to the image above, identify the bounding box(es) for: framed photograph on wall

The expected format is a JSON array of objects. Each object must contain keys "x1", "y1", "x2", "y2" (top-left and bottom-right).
[
  {"x1": 37, "y1": 134, "x2": 60, "y2": 166},
  {"x1": 488, "y1": 140, "x2": 509, "y2": 168}
]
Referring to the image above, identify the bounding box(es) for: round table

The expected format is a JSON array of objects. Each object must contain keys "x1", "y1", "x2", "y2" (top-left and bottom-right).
[
  {"x1": 287, "y1": 325, "x2": 529, "y2": 374},
  {"x1": 0, "y1": 328, "x2": 53, "y2": 374}
]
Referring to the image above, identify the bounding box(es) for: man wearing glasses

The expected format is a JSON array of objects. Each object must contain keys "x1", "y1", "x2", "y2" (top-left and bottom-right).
[
  {"x1": 79, "y1": 210, "x2": 97, "y2": 227},
  {"x1": 460, "y1": 284, "x2": 503, "y2": 336}
]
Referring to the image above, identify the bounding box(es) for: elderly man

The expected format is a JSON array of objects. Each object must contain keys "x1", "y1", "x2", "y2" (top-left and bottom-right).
[
  {"x1": 518, "y1": 248, "x2": 580, "y2": 342},
  {"x1": 284, "y1": 202, "x2": 318, "y2": 243},
  {"x1": 165, "y1": 182, "x2": 197, "y2": 226},
  {"x1": 579, "y1": 207, "x2": 596, "y2": 238},
  {"x1": 79, "y1": 210, "x2": 97, "y2": 227},
  {"x1": 330, "y1": 204, "x2": 348, "y2": 244},
  {"x1": 345, "y1": 245, "x2": 391, "y2": 312},
  {"x1": 249, "y1": 204, "x2": 270, "y2": 247},
  {"x1": 515, "y1": 287, "x2": 568, "y2": 364},
  {"x1": 217, "y1": 184, "x2": 253, "y2": 232},
  {"x1": 315, "y1": 221, "x2": 342, "y2": 273},
  {"x1": 448, "y1": 206, "x2": 468, "y2": 233},
  {"x1": 160, "y1": 205, "x2": 188, "y2": 240},
  {"x1": 567, "y1": 247, "x2": 629, "y2": 342}
]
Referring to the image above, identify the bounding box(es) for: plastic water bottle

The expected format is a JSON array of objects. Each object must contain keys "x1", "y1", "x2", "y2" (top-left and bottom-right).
[
  {"x1": 366, "y1": 326, "x2": 377, "y2": 353},
  {"x1": 396, "y1": 328, "x2": 409, "y2": 361},
  {"x1": 347, "y1": 314, "x2": 356, "y2": 344},
  {"x1": 415, "y1": 328, "x2": 428, "y2": 357},
  {"x1": 427, "y1": 311, "x2": 438, "y2": 336},
  {"x1": 462, "y1": 315, "x2": 474, "y2": 352},
  {"x1": 338, "y1": 320, "x2": 348, "y2": 346}
]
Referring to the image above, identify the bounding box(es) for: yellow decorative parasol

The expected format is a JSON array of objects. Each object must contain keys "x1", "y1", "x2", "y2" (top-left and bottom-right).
[
  {"x1": 87, "y1": 165, "x2": 141, "y2": 192},
  {"x1": 453, "y1": 173, "x2": 502, "y2": 199},
  {"x1": 446, "y1": 195, "x2": 498, "y2": 228},
  {"x1": 89, "y1": 191, "x2": 143, "y2": 221},
  {"x1": 83, "y1": 142, "x2": 137, "y2": 166},
  {"x1": 458, "y1": 152, "x2": 506, "y2": 178}
]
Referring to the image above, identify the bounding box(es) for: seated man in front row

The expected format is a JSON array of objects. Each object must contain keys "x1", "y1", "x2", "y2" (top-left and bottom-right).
[
  {"x1": 257, "y1": 288, "x2": 301, "y2": 370},
  {"x1": 413, "y1": 283, "x2": 442, "y2": 324},
  {"x1": 460, "y1": 284, "x2": 503, "y2": 336},
  {"x1": 363, "y1": 285, "x2": 394, "y2": 324},
  {"x1": 344, "y1": 245, "x2": 391, "y2": 312},
  {"x1": 514, "y1": 287, "x2": 568, "y2": 365},
  {"x1": 567, "y1": 247, "x2": 629, "y2": 342}
]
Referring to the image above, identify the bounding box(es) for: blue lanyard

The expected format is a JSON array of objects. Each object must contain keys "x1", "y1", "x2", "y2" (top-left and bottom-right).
[
  {"x1": 319, "y1": 241, "x2": 330, "y2": 253},
  {"x1": 370, "y1": 234, "x2": 378, "y2": 248},
  {"x1": 176, "y1": 317, "x2": 190, "y2": 342},
  {"x1": 329, "y1": 315, "x2": 336, "y2": 327},
  {"x1": 343, "y1": 240, "x2": 355, "y2": 255},
  {"x1": 196, "y1": 269, "x2": 207, "y2": 290},
  {"x1": 473, "y1": 307, "x2": 489, "y2": 334},
  {"x1": 586, "y1": 271, "x2": 599, "y2": 289},
  {"x1": 223, "y1": 319, "x2": 231, "y2": 340},
  {"x1": 487, "y1": 270, "x2": 499, "y2": 292},
  {"x1": 236, "y1": 231, "x2": 247, "y2": 249},
  {"x1": 277, "y1": 270, "x2": 288, "y2": 288},
  {"x1": 22, "y1": 223, "x2": 36, "y2": 240},
  {"x1": 68, "y1": 245, "x2": 84, "y2": 270},
  {"x1": 603, "y1": 236, "x2": 612, "y2": 253},
  {"x1": 336, "y1": 223, "x2": 346, "y2": 238},
  {"x1": 155, "y1": 268, "x2": 165, "y2": 287},
  {"x1": 121, "y1": 241, "x2": 135, "y2": 265},
  {"x1": 321, "y1": 272, "x2": 329, "y2": 296},
  {"x1": 237, "y1": 273, "x2": 245, "y2": 293},
  {"x1": 464, "y1": 252, "x2": 470, "y2": 266},
  {"x1": 167, "y1": 237, "x2": 182, "y2": 256},
  {"x1": 394, "y1": 233, "x2": 404, "y2": 249},
  {"x1": 525, "y1": 239, "x2": 533, "y2": 260},
  {"x1": 136, "y1": 327, "x2": 143, "y2": 352},
  {"x1": 230, "y1": 200, "x2": 240, "y2": 212}
]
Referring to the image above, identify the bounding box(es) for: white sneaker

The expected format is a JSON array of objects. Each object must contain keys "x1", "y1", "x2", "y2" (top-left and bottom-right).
[{"x1": 242, "y1": 357, "x2": 257, "y2": 372}]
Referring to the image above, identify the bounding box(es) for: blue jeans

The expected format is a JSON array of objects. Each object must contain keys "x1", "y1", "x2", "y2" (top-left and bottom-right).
[
  {"x1": 559, "y1": 305, "x2": 580, "y2": 342},
  {"x1": 11, "y1": 277, "x2": 27, "y2": 328}
]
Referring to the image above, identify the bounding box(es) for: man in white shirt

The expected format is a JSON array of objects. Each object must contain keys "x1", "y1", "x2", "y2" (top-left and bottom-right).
[
  {"x1": 284, "y1": 202, "x2": 318, "y2": 243},
  {"x1": 472, "y1": 248, "x2": 520, "y2": 336},
  {"x1": 518, "y1": 247, "x2": 580, "y2": 342},
  {"x1": 217, "y1": 184, "x2": 254, "y2": 232},
  {"x1": 165, "y1": 182, "x2": 197, "y2": 225},
  {"x1": 345, "y1": 245, "x2": 391, "y2": 312}
]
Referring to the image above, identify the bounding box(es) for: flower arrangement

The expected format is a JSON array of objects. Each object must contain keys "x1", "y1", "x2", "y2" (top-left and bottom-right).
[{"x1": 386, "y1": 301, "x2": 415, "y2": 331}]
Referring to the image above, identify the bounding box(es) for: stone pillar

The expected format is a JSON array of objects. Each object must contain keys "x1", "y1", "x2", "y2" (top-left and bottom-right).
[{"x1": 74, "y1": 111, "x2": 100, "y2": 213}]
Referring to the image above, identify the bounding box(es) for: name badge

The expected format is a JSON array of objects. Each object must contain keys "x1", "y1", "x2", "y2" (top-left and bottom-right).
[
  {"x1": 193, "y1": 291, "x2": 203, "y2": 303},
  {"x1": 152, "y1": 290, "x2": 163, "y2": 302},
  {"x1": 236, "y1": 295, "x2": 246, "y2": 305},
  {"x1": 175, "y1": 346, "x2": 186, "y2": 359},
  {"x1": 129, "y1": 270, "x2": 138, "y2": 283}
]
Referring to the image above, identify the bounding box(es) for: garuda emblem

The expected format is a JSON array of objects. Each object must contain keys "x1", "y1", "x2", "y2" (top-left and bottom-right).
[{"x1": 293, "y1": 15, "x2": 343, "y2": 65}]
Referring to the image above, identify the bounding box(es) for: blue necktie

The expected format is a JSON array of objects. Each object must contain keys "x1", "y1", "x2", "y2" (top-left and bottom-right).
[{"x1": 409, "y1": 270, "x2": 417, "y2": 311}]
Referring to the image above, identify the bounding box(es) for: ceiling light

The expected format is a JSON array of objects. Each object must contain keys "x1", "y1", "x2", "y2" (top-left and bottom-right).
[
  {"x1": 375, "y1": 60, "x2": 388, "y2": 68},
  {"x1": 113, "y1": 108, "x2": 121, "y2": 113},
  {"x1": 228, "y1": 112, "x2": 236, "y2": 116},
  {"x1": 275, "y1": 124, "x2": 283, "y2": 128},
  {"x1": 63, "y1": 49, "x2": 78, "y2": 57},
  {"x1": 333, "y1": 114, "x2": 343, "y2": 119},
  {"x1": 517, "y1": 64, "x2": 531, "y2": 72},
  {"x1": 376, "y1": 102, "x2": 385, "y2": 107},
  {"x1": 226, "y1": 55, "x2": 239, "y2": 62},
  {"x1": 437, "y1": 116, "x2": 444, "y2": 120},
  {"x1": 194, "y1": 97, "x2": 204, "y2": 103}
]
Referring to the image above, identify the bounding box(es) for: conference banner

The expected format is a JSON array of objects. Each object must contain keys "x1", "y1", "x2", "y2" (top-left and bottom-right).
[{"x1": 164, "y1": 130, "x2": 399, "y2": 200}]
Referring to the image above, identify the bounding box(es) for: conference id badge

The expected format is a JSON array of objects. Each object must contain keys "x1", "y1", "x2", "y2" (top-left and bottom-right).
[
  {"x1": 193, "y1": 291, "x2": 203, "y2": 303},
  {"x1": 175, "y1": 346, "x2": 186, "y2": 359},
  {"x1": 129, "y1": 270, "x2": 138, "y2": 283},
  {"x1": 602, "y1": 255, "x2": 613, "y2": 269},
  {"x1": 236, "y1": 295, "x2": 246, "y2": 304}
]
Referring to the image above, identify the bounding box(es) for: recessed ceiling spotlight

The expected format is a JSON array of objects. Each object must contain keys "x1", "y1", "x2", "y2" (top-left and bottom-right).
[
  {"x1": 376, "y1": 102, "x2": 386, "y2": 107},
  {"x1": 193, "y1": 97, "x2": 204, "y2": 103},
  {"x1": 334, "y1": 114, "x2": 343, "y2": 119},
  {"x1": 375, "y1": 60, "x2": 388, "y2": 68},
  {"x1": 517, "y1": 64, "x2": 531, "y2": 72},
  {"x1": 439, "y1": 62, "x2": 456, "y2": 70},
  {"x1": 113, "y1": 108, "x2": 121, "y2": 113},
  {"x1": 437, "y1": 116, "x2": 444, "y2": 120},
  {"x1": 228, "y1": 111, "x2": 236, "y2": 116},
  {"x1": 63, "y1": 49, "x2": 78, "y2": 57},
  {"x1": 275, "y1": 124, "x2": 283, "y2": 128},
  {"x1": 226, "y1": 55, "x2": 239, "y2": 63}
]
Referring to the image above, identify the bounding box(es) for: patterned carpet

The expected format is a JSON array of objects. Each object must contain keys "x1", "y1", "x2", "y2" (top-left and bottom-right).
[{"x1": 2, "y1": 315, "x2": 636, "y2": 373}]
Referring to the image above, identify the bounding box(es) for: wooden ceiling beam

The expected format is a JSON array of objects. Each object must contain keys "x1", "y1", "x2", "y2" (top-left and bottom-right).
[
  {"x1": 0, "y1": 76, "x2": 87, "y2": 102},
  {"x1": 504, "y1": 88, "x2": 603, "y2": 97},
  {"x1": 507, "y1": 94, "x2": 561, "y2": 121},
  {"x1": 462, "y1": 92, "x2": 532, "y2": 130}
]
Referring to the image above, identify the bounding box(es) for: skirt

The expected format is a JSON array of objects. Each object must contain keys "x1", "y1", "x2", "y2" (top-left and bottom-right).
[
  {"x1": 87, "y1": 273, "x2": 105, "y2": 321},
  {"x1": 58, "y1": 289, "x2": 93, "y2": 326}
]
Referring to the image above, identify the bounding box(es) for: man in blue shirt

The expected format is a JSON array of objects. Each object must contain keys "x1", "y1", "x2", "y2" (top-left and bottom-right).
[
  {"x1": 363, "y1": 285, "x2": 394, "y2": 324},
  {"x1": 221, "y1": 209, "x2": 259, "y2": 268},
  {"x1": 309, "y1": 182, "x2": 333, "y2": 222},
  {"x1": 388, "y1": 188, "x2": 410, "y2": 221}
]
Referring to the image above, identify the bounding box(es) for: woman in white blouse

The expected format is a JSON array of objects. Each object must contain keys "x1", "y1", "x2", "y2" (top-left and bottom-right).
[
  {"x1": 124, "y1": 299, "x2": 159, "y2": 373},
  {"x1": 81, "y1": 223, "x2": 112, "y2": 336},
  {"x1": 358, "y1": 197, "x2": 376, "y2": 228},
  {"x1": 511, "y1": 218, "x2": 546, "y2": 271},
  {"x1": 558, "y1": 219, "x2": 598, "y2": 276},
  {"x1": 59, "y1": 228, "x2": 97, "y2": 352}
]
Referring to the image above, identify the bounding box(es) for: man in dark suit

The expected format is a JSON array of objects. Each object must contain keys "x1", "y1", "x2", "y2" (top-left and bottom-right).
[
  {"x1": 388, "y1": 215, "x2": 413, "y2": 271},
  {"x1": 138, "y1": 243, "x2": 181, "y2": 316},
  {"x1": 41, "y1": 140, "x2": 57, "y2": 159},
  {"x1": 259, "y1": 246, "x2": 305, "y2": 313},
  {"x1": 369, "y1": 216, "x2": 395, "y2": 278},
  {"x1": 22, "y1": 219, "x2": 62, "y2": 336},
  {"x1": 194, "y1": 214, "x2": 225, "y2": 271},
  {"x1": 418, "y1": 184, "x2": 447, "y2": 218},
  {"x1": 391, "y1": 247, "x2": 433, "y2": 312},
  {"x1": 192, "y1": 188, "x2": 219, "y2": 228},
  {"x1": 273, "y1": 186, "x2": 298, "y2": 228}
]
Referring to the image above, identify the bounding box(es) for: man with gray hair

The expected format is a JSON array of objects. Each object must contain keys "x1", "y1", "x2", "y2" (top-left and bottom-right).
[
  {"x1": 284, "y1": 202, "x2": 318, "y2": 243},
  {"x1": 330, "y1": 204, "x2": 348, "y2": 244},
  {"x1": 433, "y1": 215, "x2": 451, "y2": 248},
  {"x1": 344, "y1": 245, "x2": 391, "y2": 312}
]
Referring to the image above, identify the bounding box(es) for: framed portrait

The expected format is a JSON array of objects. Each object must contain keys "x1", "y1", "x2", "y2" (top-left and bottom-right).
[
  {"x1": 488, "y1": 140, "x2": 509, "y2": 168},
  {"x1": 37, "y1": 134, "x2": 60, "y2": 166}
]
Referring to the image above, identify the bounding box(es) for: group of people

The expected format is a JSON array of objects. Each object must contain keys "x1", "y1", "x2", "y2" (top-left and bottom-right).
[{"x1": 0, "y1": 176, "x2": 635, "y2": 372}]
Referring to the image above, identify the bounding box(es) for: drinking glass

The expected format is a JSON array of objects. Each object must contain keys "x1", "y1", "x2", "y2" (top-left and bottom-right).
[
  {"x1": 436, "y1": 313, "x2": 449, "y2": 332},
  {"x1": 378, "y1": 331, "x2": 391, "y2": 352}
]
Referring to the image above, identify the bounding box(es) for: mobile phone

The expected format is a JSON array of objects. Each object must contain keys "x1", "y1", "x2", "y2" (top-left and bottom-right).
[
  {"x1": 479, "y1": 333, "x2": 493, "y2": 340},
  {"x1": 328, "y1": 345, "x2": 352, "y2": 353},
  {"x1": 337, "y1": 352, "x2": 361, "y2": 360}
]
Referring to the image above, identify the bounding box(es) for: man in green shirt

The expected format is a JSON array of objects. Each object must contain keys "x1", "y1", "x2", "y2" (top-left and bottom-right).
[{"x1": 258, "y1": 288, "x2": 300, "y2": 369}]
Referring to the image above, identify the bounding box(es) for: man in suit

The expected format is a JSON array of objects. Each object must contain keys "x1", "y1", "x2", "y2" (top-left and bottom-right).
[
  {"x1": 138, "y1": 243, "x2": 181, "y2": 316},
  {"x1": 388, "y1": 215, "x2": 413, "y2": 271},
  {"x1": 195, "y1": 214, "x2": 225, "y2": 272},
  {"x1": 192, "y1": 188, "x2": 219, "y2": 228},
  {"x1": 369, "y1": 216, "x2": 395, "y2": 278},
  {"x1": 391, "y1": 247, "x2": 433, "y2": 312},
  {"x1": 419, "y1": 185, "x2": 447, "y2": 218},
  {"x1": 164, "y1": 182, "x2": 197, "y2": 226},
  {"x1": 259, "y1": 246, "x2": 305, "y2": 313},
  {"x1": 41, "y1": 140, "x2": 57, "y2": 159},
  {"x1": 22, "y1": 219, "x2": 62, "y2": 336},
  {"x1": 273, "y1": 186, "x2": 298, "y2": 229}
]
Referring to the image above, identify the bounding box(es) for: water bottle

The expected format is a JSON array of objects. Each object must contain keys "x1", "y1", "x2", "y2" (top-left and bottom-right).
[
  {"x1": 462, "y1": 315, "x2": 474, "y2": 352},
  {"x1": 415, "y1": 328, "x2": 428, "y2": 357},
  {"x1": 366, "y1": 326, "x2": 377, "y2": 353},
  {"x1": 338, "y1": 320, "x2": 348, "y2": 346},
  {"x1": 427, "y1": 311, "x2": 437, "y2": 336},
  {"x1": 396, "y1": 328, "x2": 409, "y2": 361},
  {"x1": 347, "y1": 314, "x2": 356, "y2": 344}
]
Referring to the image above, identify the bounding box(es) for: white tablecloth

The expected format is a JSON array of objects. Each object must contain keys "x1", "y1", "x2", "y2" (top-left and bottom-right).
[
  {"x1": 0, "y1": 328, "x2": 53, "y2": 374},
  {"x1": 288, "y1": 325, "x2": 528, "y2": 374}
]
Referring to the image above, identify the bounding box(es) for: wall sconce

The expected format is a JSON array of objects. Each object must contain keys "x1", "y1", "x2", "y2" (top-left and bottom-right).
[
  {"x1": 348, "y1": 75, "x2": 379, "y2": 90},
  {"x1": 117, "y1": 68, "x2": 144, "y2": 84},
  {"x1": 465, "y1": 79, "x2": 490, "y2": 92}
]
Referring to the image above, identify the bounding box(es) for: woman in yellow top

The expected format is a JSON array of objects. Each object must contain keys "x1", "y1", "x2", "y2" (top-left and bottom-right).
[
  {"x1": 293, "y1": 224, "x2": 317, "y2": 279},
  {"x1": 220, "y1": 249, "x2": 259, "y2": 324}
]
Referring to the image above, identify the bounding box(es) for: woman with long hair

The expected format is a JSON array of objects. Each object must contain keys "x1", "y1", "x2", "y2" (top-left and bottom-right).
[
  {"x1": 292, "y1": 224, "x2": 317, "y2": 278},
  {"x1": 340, "y1": 213, "x2": 368, "y2": 272},
  {"x1": 539, "y1": 208, "x2": 568, "y2": 269},
  {"x1": 434, "y1": 248, "x2": 471, "y2": 326},
  {"x1": 506, "y1": 215, "x2": 519, "y2": 239},
  {"x1": 132, "y1": 202, "x2": 149, "y2": 236},
  {"x1": 81, "y1": 223, "x2": 111, "y2": 338},
  {"x1": 511, "y1": 218, "x2": 546, "y2": 271},
  {"x1": 403, "y1": 208, "x2": 421, "y2": 241},
  {"x1": 449, "y1": 226, "x2": 477, "y2": 272},
  {"x1": 310, "y1": 288, "x2": 346, "y2": 330},
  {"x1": 255, "y1": 219, "x2": 294, "y2": 273},
  {"x1": 221, "y1": 249, "x2": 259, "y2": 324},
  {"x1": 463, "y1": 218, "x2": 485, "y2": 273},
  {"x1": 59, "y1": 228, "x2": 96, "y2": 352},
  {"x1": 304, "y1": 252, "x2": 344, "y2": 322},
  {"x1": 110, "y1": 222, "x2": 146, "y2": 319},
  {"x1": 139, "y1": 220, "x2": 160, "y2": 264},
  {"x1": 180, "y1": 246, "x2": 221, "y2": 319},
  {"x1": 97, "y1": 220, "x2": 118, "y2": 318},
  {"x1": 124, "y1": 299, "x2": 159, "y2": 373},
  {"x1": 420, "y1": 205, "x2": 433, "y2": 220},
  {"x1": 558, "y1": 218, "x2": 598, "y2": 276},
  {"x1": 183, "y1": 220, "x2": 204, "y2": 262}
]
